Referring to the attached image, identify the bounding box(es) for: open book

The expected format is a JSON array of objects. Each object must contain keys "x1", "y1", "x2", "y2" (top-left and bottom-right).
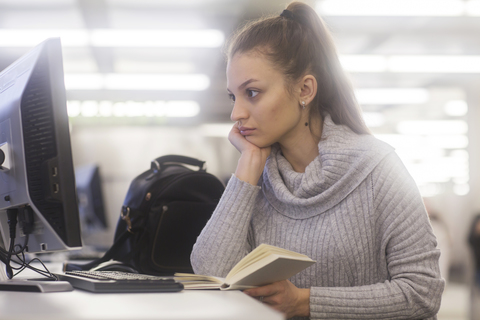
[{"x1": 175, "y1": 244, "x2": 315, "y2": 290}]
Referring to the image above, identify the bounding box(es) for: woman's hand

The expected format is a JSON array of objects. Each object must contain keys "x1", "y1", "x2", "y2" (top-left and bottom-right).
[
  {"x1": 243, "y1": 280, "x2": 310, "y2": 318},
  {"x1": 229, "y1": 122, "x2": 271, "y2": 186}
]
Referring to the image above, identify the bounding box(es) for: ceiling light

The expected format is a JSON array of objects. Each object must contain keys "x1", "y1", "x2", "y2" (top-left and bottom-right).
[
  {"x1": 67, "y1": 100, "x2": 81, "y2": 117},
  {"x1": 444, "y1": 100, "x2": 468, "y2": 116},
  {"x1": 388, "y1": 55, "x2": 480, "y2": 73},
  {"x1": 453, "y1": 184, "x2": 469, "y2": 196},
  {"x1": 64, "y1": 74, "x2": 104, "y2": 90},
  {"x1": 164, "y1": 101, "x2": 200, "y2": 117},
  {"x1": 467, "y1": 0, "x2": 480, "y2": 16},
  {"x1": 67, "y1": 100, "x2": 200, "y2": 118},
  {"x1": 375, "y1": 134, "x2": 468, "y2": 150},
  {"x1": 396, "y1": 120, "x2": 468, "y2": 135},
  {"x1": 90, "y1": 29, "x2": 224, "y2": 48},
  {"x1": 104, "y1": 74, "x2": 209, "y2": 91},
  {"x1": 80, "y1": 100, "x2": 99, "y2": 117},
  {"x1": 317, "y1": 0, "x2": 465, "y2": 16},
  {"x1": 0, "y1": 29, "x2": 224, "y2": 48},
  {"x1": 0, "y1": 30, "x2": 88, "y2": 47},
  {"x1": 114, "y1": 60, "x2": 196, "y2": 73},
  {"x1": 355, "y1": 88, "x2": 429, "y2": 105},
  {"x1": 339, "y1": 55, "x2": 480, "y2": 73},
  {"x1": 64, "y1": 73, "x2": 210, "y2": 91},
  {"x1": 339, "y1": 55, "x2": 387, "y2": 72}
]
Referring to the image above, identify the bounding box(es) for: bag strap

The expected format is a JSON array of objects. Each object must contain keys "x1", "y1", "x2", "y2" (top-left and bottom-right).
[
  {"x1": 63, "y1": 231, "x2": 132, "y2": 272},
  {"x1": 151, "y1": 155, "x2": 206, "y2": 173}
]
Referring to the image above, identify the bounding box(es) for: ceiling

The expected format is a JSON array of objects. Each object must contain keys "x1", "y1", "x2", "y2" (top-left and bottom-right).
[{"x1": 0, "y1": 0, "x2": 479, "y2": 125}]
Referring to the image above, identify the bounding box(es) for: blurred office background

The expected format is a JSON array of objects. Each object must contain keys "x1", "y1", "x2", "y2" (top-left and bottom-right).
[{"x1": 0, "y1": 0, "x2": 479, "y2": 318}]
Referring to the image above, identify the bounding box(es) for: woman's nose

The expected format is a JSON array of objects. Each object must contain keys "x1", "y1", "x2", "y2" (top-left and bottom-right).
[{"x1": 230, "y1": 99, "x2": 248, "y2": 122}]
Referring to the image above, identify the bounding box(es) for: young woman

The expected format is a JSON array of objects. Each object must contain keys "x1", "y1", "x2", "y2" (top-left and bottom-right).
[{"x1": 191, "y1": 2, "x2": 444, "y2": 319}]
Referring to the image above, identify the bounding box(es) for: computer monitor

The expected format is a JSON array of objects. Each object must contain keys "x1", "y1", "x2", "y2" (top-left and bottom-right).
[
  {"x1": 0, "y1": 38, "x2": 82, "y2": 284},
  {"x1": 75, "y1": 164, "x2": 108, "y2": 235}
]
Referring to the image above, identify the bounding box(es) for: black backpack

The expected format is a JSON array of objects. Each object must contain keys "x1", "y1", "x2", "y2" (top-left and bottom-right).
[{"x1": 65, "y1": 155, "x2": 225, "y2": 275}]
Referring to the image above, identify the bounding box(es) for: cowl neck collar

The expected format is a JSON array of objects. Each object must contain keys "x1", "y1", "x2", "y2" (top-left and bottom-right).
[{"x1": 261, "y1": 115, "x2": 393, "y2": 219}]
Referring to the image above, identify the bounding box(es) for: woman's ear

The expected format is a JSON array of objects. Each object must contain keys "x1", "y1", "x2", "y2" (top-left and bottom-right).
[{"x1": 299, "y1": 75, "x2": 317, "y2": 106}]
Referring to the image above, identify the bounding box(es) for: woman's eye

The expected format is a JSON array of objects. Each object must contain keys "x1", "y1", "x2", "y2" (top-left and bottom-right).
[
  {"x1": 228, "y1": 94, "x2": 235, "y2": 103},
  {"x1": 247, "y1": 90, "x2": 258, "y2": 98}
]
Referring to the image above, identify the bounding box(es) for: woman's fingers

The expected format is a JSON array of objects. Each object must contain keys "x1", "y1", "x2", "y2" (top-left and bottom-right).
[{"x1": 228, "y1": 122, "x2": 254, "y2": 153}]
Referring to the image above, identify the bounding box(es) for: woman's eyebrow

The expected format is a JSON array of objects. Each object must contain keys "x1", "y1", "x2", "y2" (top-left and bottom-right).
[{"x1": 227, "y1": 78, "x2": 259, "y2": 93}]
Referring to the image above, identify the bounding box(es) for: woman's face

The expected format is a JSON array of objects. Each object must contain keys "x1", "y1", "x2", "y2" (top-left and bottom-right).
[{"x1": 226, "y1": 52, "x2": 305, "y2": 148}]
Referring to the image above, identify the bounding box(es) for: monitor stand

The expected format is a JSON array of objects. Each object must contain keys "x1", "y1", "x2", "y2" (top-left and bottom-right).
[{"x1": 0, "y1": 260, "x2": 73, "y2": 292}]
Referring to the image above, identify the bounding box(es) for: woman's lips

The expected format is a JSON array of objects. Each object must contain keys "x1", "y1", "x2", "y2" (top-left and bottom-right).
[{"x1": 238, "y1": 126, "x2": 255, "y2": 136}]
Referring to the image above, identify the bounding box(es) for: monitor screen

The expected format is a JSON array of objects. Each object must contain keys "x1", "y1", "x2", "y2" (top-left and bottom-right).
[
  {"x1": 75, "y1": 164, "x2": 108, "y2": 235},
  {"x1": 0, "y1": 38, "x2": 82, "y2": 261}
]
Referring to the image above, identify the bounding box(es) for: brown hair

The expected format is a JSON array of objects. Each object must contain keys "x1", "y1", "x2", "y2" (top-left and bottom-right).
[{"x1": 226, "y1": 1, "x2": 370, "y2": 135}]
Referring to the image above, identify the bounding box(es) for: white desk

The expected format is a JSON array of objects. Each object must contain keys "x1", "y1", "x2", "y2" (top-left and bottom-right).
[
  {"x1": 0, "y1": 289, "x2": 284, "y2": 320},
  {"x1": 0, "y1": 263, "x2": 284, "y2": 320}
]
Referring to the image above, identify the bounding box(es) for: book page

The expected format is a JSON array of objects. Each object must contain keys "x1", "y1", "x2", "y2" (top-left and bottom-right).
[{"x1": 174, "y1": 273, "x2": 225, "y2": 289}]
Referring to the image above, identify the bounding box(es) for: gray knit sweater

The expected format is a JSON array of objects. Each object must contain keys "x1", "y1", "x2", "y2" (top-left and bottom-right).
[{"x1": 191, "y1": 115, "x2": 445, "y2": 319}]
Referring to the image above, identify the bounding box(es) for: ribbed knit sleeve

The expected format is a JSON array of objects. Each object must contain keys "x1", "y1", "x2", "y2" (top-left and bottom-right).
[
  {"x1": 309, "y1": 153, "x2": 445, "y2": 319},
  {"x1": 190, "y1": 175, "x2": 261, "y2": 277}
]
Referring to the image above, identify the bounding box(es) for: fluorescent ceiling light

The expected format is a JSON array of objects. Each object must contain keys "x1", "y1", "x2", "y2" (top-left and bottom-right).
[
  {"x1": 64, "y1": 74, "x2": 104, "y2": 90},
  {"x1": 317, "y1": 0, "x2": 469, "y2": 16},
  {"x1": 0, "y1": 29, "x2": 224, "y2": 48},
  {"x1": 375, "y1": 134, "x2": 468, "y2": 150},
  {"x1": 388, "y1": 56, "x2": 480, "y2": 73},
  {"x1": 0, "y1": 30, "x2": 88, "y2": 47},
  {"x1": 67, "y1": 100, "x2": 200, "y2": 118},
  {"x1": 396, "y1": 120, "x2": 468, "y2": 135},
  {"x1": 355, "y1": 88, "x2": 429, "y2": 105},
  {"x1": 114, "y1": 60, "x2": 195, "y2": 73},
  {"x1": 90, "y1": 29, "x2": 224, "y2": 48},
  {"x1": 64, "y1": 73, "x2": 210, "y2": 91},
  {"x1": 339, "y1": 55, "x2": 480, "y2": 73},
  {"x1": 453, "y1": 184, "x2": 469, "y2": 196},
  {"x1": 444, "y1": 100, "x2": 468, "y2": 116},
  {"x1": 467, "y1": 0, "x2": 480, "y2": 16},
  {"x1": 339, "y1": 55, "x2": 387, "y2": 72},
  {"x1": 63, "y1": 58, "x2": 99, "y2": 73}
]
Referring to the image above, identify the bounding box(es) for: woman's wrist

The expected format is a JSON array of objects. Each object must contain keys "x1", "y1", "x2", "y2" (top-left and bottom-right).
[
  {"x1": 235, "y1": 149, "x2": 268, "y2": 186},
  {"x1": 235, "y1": 148, "x2": 270, "y2": 186}
]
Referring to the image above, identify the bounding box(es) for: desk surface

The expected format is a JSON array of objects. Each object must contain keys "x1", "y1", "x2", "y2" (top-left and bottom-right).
[
  {"x1": 0, "y1": 262, "x2": 284, "y2": 320},
  {"x1": 0, "y1": 289, "x2": 284, "y2": 320}
]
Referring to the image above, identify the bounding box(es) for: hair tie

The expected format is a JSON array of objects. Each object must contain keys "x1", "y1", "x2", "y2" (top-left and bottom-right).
[{"x1": 280, "y1": 9, "x2": 295, "y2": 21}]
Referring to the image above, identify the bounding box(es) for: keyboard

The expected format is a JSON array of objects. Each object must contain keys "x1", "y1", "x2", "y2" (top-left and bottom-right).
[{"x1": 56, "y1": 271, "x2": 184, "y2": 293}]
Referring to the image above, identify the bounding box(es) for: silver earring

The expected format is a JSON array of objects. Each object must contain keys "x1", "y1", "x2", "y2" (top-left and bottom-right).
[{"x1": 302, "y1": 101, "x2": 305, "y2": 109}]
